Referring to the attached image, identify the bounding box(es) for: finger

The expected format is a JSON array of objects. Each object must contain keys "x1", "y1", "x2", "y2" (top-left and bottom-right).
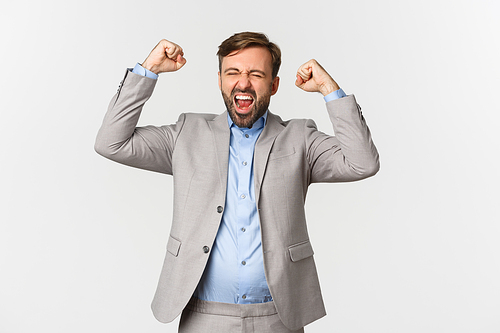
[
  {"x1": 175, "y1": 54, "x2": 187, "y2": 69},
  {"x1": 297, "y1": 66, "x2": 312, "y2": 81},
  {"x1": 295, "y1": 74, "x2": 304, "y2": 86},
  {"x1": 175, "y1": 55, "x2": 187, "y2": 70},
  {"x1": 159, "y1": 39, "x2": 175, "y2": 54},
  {"x1": 297, "y1": 70, "x2": 310, "y2": 82},
  {"x1": 163, "y1": 40, "x2": 183, "y2": 59},
  {"x1": 166, "y1": 46, "x2": 179, "y2": 59},
  {"x1": 174, "y1": 48, "x2": 184, "y2": 60}
]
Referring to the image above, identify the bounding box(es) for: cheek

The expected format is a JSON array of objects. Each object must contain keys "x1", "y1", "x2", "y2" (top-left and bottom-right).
[
  {"x1": 255, "y1": 82, "x2": 273, "y2": 97},
  {"x1": 221, "y1": 80, "x2": 236, "y2": 94}
]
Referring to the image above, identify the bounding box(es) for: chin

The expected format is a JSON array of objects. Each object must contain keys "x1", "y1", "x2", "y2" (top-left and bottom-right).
[{"x1": 229, "y1": 108, "x2": 257, "y2": 128}]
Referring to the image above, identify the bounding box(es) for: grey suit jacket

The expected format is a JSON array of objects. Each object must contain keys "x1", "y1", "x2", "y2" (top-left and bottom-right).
[{"x1": 95, "y1": 70, "x2": 379, "y2": 330}]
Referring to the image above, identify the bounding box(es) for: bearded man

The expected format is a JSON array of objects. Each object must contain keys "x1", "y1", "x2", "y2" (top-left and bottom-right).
[{"x1": 95, "y1": 31, "x2": 379, "y2": 333}]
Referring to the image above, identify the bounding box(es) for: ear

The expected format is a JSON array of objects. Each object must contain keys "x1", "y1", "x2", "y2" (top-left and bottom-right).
[
  {"x1": 218, "y1": 72, "x2": 221, "y2": 90},
  {"x1": 271, "y1": 76, "x2": 280, "y2": 96}
]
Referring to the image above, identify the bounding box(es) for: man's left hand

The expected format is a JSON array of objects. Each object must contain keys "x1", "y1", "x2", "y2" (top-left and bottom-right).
[{"x1": 295, "y1": 59, "x2": 340, "y2": 96}]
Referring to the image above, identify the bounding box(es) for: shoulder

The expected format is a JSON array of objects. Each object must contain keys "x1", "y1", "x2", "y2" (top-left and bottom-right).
[
  {"x1": 268, "y1": 112, "x2": 317, "y2": 131},
  {"x1": 174, "y1": 112, "x2": 224, "y2": 126},
  {"x1": 183, "y1": 112, "x2": 220, "y2": 120},
  {"x1": 178, "y1": 112, "x2": 221, "y2": 122}
]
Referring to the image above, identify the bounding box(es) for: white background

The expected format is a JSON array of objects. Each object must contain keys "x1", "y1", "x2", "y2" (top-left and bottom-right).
[{"x1": 1, "y1": 0, "x2": 499, "y2": 332}]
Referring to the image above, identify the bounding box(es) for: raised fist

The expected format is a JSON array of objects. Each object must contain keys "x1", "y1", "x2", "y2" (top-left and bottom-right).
[
  {"x1": 295, "y1": 59, "x2": 339, "y2": 96},
  {"x1": 142, "y1": 39, "x2": 187, "y2": 74}
]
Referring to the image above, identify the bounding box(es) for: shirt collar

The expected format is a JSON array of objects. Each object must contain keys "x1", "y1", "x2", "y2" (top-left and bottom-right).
[{"x1": 227, "y1": 110, "x2": 268, "y2": 131}]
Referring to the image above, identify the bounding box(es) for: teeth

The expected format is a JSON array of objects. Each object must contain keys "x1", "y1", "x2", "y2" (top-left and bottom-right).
[{"x1": 235, "y1": 95, "x2": 253, "y2": 100}]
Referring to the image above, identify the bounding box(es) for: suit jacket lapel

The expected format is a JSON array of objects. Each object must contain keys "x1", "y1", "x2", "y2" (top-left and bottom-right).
[
  {"x1": 208, "y1": 110, "x2": 284, "y2": 205},
  {"x1": 254, "y1": 111, "x2": 285, "y2": 205},
  {"x1": 208, "y1": 111, "x2": 231, "y2": 196}
]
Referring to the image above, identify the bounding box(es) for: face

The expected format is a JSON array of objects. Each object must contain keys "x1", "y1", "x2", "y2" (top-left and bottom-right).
[{"x1": 218, "y1": 46, "x2": 279, "y2": 128}]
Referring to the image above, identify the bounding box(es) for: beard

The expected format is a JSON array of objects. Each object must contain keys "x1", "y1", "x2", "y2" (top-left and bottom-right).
[{"x1": 222, "y1": 85, "x2": 272, "y2": 128}]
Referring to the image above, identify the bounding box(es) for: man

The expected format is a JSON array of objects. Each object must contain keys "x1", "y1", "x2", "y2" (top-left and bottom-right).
[{"x1": 95, "y1": 32, "x2": 379, "y2": 332}]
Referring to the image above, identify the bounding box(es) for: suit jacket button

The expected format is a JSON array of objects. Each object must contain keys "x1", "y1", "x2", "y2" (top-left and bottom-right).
[
  {"x1": 203, "y1": 246, "x2": 210, "y2": 253},
  {"x1": 217, "y1": 206, "x2": 223, "y2": 213}
]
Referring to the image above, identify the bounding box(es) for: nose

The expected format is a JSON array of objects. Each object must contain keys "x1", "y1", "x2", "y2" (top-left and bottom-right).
[{"x1": 236, "y1": 73, "x2": 252, "y2": 90}]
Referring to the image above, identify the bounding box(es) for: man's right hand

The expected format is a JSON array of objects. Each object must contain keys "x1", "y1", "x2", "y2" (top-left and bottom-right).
[{"x1": 141, "y1": 39, "x2": 187, "y2": 74}]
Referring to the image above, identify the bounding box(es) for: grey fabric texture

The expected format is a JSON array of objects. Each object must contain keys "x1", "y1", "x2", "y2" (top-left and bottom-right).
[{"x1": 178, "y1": 298, "x2": 304, "y2": 333}]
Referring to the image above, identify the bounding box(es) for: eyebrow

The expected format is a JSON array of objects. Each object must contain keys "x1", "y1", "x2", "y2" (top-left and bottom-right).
[{"x1": 224, "y1": 68, "x2": 267, "y2": 76}]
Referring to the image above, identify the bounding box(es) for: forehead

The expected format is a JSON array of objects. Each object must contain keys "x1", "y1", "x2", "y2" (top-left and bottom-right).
[{"x1": 221, "y1": 46, "x2": 273, "y2": 73}]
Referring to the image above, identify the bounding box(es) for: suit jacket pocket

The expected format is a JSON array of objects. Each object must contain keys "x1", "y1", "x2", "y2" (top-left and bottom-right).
[
  {"x1": 167, "y1": 235, "x2": 181, "y2": 257},
  {"x1": 269, "y1": 147, "x2": 296, "y2": 160},
  {"x1": 288, "y1": 240, "x2": 314, "y2": 262}
]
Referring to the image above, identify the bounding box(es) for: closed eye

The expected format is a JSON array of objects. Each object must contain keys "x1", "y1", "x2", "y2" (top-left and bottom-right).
[
  {"x1": 249, "y1": 70, "x2": 266, "y2": 78},
  {"x1": 224, "y1": 68, "x2": 266, "y2": 78}
]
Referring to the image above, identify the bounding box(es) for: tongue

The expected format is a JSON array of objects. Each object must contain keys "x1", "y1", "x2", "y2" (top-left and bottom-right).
[{"x1": 239, "y1": 100, "x2": 252, "y2": 108}]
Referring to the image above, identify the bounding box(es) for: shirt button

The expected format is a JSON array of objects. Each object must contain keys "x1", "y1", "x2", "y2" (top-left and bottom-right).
[
  {"x1": 240, "y1": 194, "x2": 246, "y2": 199},
  {"x1": 241, "y1": 227, "x2": 246, "y2": 232},
  {"x1": 242, "y1": 295, "x2": 247, "y2": 299},
  {"x1": 245, "y1": 134, "x2": 249, "y2": 138},
  {"x1": 242, "y1": 161, "x2": 247, "y2": 166},
  {"x1": 241, "y1": 261, "x2": 246, "y2": 265},
  {"x1": 203, "y1": 246, "x2": 210, "y2": 253},
  {"x1": 217, "y1": 206, "x2": 223, "y2": 213}
]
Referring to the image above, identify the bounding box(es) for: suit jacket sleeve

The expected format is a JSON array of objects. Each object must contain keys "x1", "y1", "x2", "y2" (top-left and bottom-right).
[
  {"x1": 305, "y1": 94, "x2": 379, "y2": 183},
  {"x1": 94, "y1": 69, "x2": 184, "y2": 175}
]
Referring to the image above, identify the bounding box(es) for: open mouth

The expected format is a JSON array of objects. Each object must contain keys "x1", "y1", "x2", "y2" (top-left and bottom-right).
[{"x1": 234, "y1": 94, "x2": 255, "y2": 113}]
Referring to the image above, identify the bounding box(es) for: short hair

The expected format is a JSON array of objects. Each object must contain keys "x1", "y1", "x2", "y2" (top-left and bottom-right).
[{"x1": 217, "y1": 32, "x2": 281, "y2": 78}]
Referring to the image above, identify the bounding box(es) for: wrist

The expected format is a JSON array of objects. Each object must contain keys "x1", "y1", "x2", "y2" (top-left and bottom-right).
[
  {"x1": 319, "y1": 81, "x2": 340, "y2": 96},
  {"x1": 141, "y1": 60, "x2": 160, "y2": 74}
]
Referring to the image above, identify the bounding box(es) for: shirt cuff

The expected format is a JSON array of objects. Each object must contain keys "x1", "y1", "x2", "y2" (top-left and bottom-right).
[
  {"x1": 131, "y1": 63, "x2": 159, "y2": 79},
  {"x1": 323, "y1": 88, "x2": 346, "y2": 103}
]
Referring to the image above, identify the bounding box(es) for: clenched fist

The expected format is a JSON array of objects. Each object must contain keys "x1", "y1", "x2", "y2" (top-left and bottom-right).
[
  {"x1": 295, "y1": 59, "x2": 340, "y2": 96},
  {"x1": 142, "y1": 39, "x2": 187, "y2": 74}
]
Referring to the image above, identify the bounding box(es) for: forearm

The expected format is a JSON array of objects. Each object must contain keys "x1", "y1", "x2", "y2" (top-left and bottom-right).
[
  {"x1": 326, "y1": 94, "x2": 379, "y2": 178},
  {"x1": 94, "y1": 70, "x2": 176, "y2": 174},
  {"x1": 308, "y1": 95, "x2": 379, "y2": 183}
]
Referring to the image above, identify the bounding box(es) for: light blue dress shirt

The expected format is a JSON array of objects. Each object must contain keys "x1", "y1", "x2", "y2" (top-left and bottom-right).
[
  {"x1": 194, "y1": 113, "x2": 270, "y2": 303},
  {"x1": 130, "y1": 63, "x2": 345, "y2": 303}
]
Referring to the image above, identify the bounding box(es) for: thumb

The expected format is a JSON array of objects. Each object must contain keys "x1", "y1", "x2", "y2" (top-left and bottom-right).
[
  {"x1": 175, "y1": 54, "x2": 187, "y2": 70},
  {"x1": 295, "y1": 74, "x2": 304, "y2": 87}
]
